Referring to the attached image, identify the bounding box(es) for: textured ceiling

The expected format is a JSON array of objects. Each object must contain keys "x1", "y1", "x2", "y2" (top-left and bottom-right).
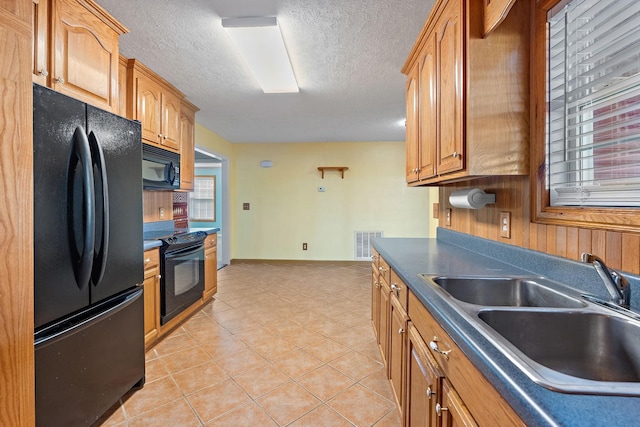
[{"x1": 98, "y1": 0, "x2": 435, "y2": 143}]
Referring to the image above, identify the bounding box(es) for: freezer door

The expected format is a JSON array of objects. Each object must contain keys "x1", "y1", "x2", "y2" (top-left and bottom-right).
[
  {"x1": 33, "y1": 83, "x2": 91, "y2": 328},
  {"x1": 86, "y1": 105, "x2": 144, "y2": 303},
  {"x1": 35, "y1": 287, "x2": 145, "y2": 427}
]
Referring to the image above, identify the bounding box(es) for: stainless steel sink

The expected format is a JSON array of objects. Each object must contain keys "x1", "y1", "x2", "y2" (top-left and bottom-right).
[
  {"x1": 478, "y1": 310, "x2": 640, "y2": 383},
  {"x1": 421, "y1": 275, "x2": 586, "y2": 308},
  {"x1": 418, "y1": 274, "x2": 640, "y2": 395}
]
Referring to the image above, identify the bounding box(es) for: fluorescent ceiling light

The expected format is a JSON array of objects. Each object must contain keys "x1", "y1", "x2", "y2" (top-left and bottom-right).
[{"x1": 222, "y1": 17, "x2": 299, "y2": 94}]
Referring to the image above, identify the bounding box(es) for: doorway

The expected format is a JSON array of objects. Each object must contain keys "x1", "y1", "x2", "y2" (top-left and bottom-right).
[{"x1": 193, "y1": 147, "x2": 229, "y2": 269}]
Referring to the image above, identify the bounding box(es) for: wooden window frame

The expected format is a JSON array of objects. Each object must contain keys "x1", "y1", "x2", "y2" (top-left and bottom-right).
[
  {"x1": 189, "y1": 175, "x2": 216, "y2": 222},
  {"x1": 530, "y1": 0, "x2": 640, "y2": 233}
]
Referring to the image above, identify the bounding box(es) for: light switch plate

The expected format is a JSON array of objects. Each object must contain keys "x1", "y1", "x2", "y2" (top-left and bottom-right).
[
  {"x1": 500, "y1": 211, "x2": 511, "y2": 239},
  {"x1": 445, "y1": 208, "x2": 452, "y2": 226}
]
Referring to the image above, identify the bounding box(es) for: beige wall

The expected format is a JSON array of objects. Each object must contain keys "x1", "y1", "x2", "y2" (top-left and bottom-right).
[
  {"x1": 218, "y1": 140, "x2": 436, "y2": 261},
  {"x1": 195, "y1": 125, "x2": 438, "y2": 260}
]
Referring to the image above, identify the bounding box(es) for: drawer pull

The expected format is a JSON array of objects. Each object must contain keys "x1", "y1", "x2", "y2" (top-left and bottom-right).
[
  {"x1": 378, "y1": 266, "x2": 387, "y2": 273},
  {"x1": 429, "y1": 338, "x2": 452, "y2": 360},
  {"x1": 144, "y1": 258, "x2": 151, "y2": 264}
]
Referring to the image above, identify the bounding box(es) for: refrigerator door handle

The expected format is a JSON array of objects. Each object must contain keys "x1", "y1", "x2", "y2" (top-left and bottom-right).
[
  {"x1": 69, "y1": 127, "x2": 96, "y2": 290},
  {"x1": 88, "y1": 131, "x2": 109, "y2": 287}
]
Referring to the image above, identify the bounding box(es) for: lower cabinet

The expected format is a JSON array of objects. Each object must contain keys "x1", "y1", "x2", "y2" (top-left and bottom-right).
[
  {"x1": 406, "y1": 323, "x2": 442, "y2": 427},
  {"x1": 203, "y1": 233, "x2": 218, "y2": 301},
  {"x1": 143, "y1": 248, "x2": 160, "y2": 349},
  {"x1": 373, "y1": 254, "x2": 525, "y2": 426}
]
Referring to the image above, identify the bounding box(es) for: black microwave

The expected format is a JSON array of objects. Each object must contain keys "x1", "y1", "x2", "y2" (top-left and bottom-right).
[{"x1": 142, "y1": 144, "x2": 180, "y2": 190}]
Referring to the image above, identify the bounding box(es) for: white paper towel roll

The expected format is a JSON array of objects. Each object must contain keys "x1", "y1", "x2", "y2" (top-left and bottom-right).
[{"x1": 449, "y1": 188, "x2": 496, "y2": 209}]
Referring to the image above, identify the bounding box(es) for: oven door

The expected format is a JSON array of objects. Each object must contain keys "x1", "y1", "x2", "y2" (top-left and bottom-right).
[{"x1": 160, "y1": 243, "x2": 204, "y2": 325}]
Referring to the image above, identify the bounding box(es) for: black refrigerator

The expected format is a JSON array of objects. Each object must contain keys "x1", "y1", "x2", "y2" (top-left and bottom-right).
[{"x1": 33, "y1": 83, "x2": 145, "y2": 426}]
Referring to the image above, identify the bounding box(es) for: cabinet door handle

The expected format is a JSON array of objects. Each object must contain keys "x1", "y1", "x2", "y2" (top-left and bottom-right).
[
  {"x1": 38, "y1": 69, "x2": 49, "y2": 77},
  {"x1": 158, "y1": 133, "x2": 163, "y2": 138},
  {"x1": 436, "y1": 403, "x2": 449, "y2": 416},
  {"x1": 54, "y1": 77, "x2": 64, "y2": 84},
  {"x1": 452, "y1": 151, "x2": 459, "y2": 158},
  {"x1": 378, "y1": 266, "x2": 387, "y2": 273},
  {"x1": 371, "y1": 255, "x2": 379, "y2": 261},
  {"x1": 391, "y1": 283, "x2": 401, "y2": 297},
  {"x1": 144, "y1": 258, "x2": 151, "y2": 264},
  {"x1": 426, "y1": 386, "x2": 435, "y2": 399},
  {"x1": 398, "y1": 327, "x2": 405, "y2": 334},
  {"x1": 429, "y1": 338, "x2": 452, "y2": 360},
  {"x1": 374, "y1": 281, "x2": 380, "y2": 289}
]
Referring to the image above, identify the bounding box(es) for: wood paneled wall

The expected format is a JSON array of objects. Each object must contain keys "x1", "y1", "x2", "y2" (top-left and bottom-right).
[
  {"x1": 0, "y1": 0, "x2": 35, "y2": 425},
  {"x1": 143, "y1": 191, "x2": 174, "y2": 222},
  {"x1": 439, "y1": 176, "x2": 640, "y2": 275}
]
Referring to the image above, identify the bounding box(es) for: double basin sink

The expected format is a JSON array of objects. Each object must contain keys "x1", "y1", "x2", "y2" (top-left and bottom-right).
[{"x1": 418, "y1": 275, "x2": 640, "y2": 396}]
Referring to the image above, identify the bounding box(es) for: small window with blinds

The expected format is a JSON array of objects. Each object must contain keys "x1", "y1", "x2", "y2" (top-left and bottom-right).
[
  {"x1": 189, "y1": 176, "x2": 216, "y2": 222},
  {"x1": 546, "y1": 0, "x2": 640, "y2": 207}
]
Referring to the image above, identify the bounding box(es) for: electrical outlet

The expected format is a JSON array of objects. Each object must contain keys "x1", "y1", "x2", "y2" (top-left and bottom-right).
[
  {"x1": 302, "y1": 243, "x2": 308, "y2": 250},
  {"x1": 159, "y1": 207, "x2": 165, "y2": 218},
  {"x1": 243, "y1": 202, "x2": 250, "y2": 210},
  {"x1": 445, "y1": 208, "x2": 452, "y2": 226},
  {"x1": 500, "y1": 211, "x2": 511, "y2": 239}
]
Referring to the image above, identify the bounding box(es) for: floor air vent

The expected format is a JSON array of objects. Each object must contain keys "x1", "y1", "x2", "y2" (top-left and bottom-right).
[{"x1": 354, "y1": 230, "x2": 383, "y2": 260}]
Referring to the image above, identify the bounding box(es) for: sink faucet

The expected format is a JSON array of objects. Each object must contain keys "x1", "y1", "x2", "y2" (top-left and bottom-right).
[{"x1": 581, "y1": 253, "x2": 631, "y2": 309}]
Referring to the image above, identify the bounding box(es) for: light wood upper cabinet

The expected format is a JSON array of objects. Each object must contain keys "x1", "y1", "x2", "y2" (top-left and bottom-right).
[
  {"x1": 405, "y1": 63, "x2": 420, "y2": 183},
  {"x1": 179, "y1": 99, "x2": 199, "y2": 191},
  {"x1": 402, "y1": 0, "x2": 530, "y2": 186},
  {"x1": 32, "y1": 0, "x2": 49, "y2": 85},
  {"x1": 126, "y1": 59, "x2": 184, "y2": 153},
  {"x1": 33, "y1": 0, "x2": 127, "y2": 112},
  {"x1": 435, "y1": 0, "x2": 463, "y2": 176}
]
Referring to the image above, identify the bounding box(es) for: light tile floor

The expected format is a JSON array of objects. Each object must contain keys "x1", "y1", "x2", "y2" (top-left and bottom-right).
[{"x1": 96, "y1": 263, "x2": 402, "y2": 426}]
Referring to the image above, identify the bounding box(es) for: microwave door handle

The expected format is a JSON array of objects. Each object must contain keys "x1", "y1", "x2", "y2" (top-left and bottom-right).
[
  {"x1": 166, "y1": 161, "x2": 176, "y2": 185},
  {"x1": 88, "y1": 131, "x2": 109, "y2": 286},
  {"x1": 69, "y1": 127, "x2": 96, "y2": 290}
]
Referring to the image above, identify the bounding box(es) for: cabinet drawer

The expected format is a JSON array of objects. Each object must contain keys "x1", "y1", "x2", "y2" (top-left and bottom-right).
[
  {"x1": 389, "y1": 269, "x2": 408, "y2": 312},
  {"x1": 371, "y1": 248, "x2": 380, "y2": 271},
  {"x1": 378, "y1": 256, "x2": 391, "y2": 284},
  {"x1": 143, "y1": 248, "x2": 160, "y2": 271}
]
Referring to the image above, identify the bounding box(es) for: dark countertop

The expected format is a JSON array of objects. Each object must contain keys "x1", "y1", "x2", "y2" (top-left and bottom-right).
[
  {"x1": 143, "y1": 226, "x2": 220, "y2": 251},
  {"x1": 373, "y1": 228, "x2": 640, "y2": 427}
]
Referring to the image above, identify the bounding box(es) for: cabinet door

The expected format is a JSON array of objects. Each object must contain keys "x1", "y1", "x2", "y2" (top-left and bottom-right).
[
  {"x1": 436, "y1": 0, "x2": 464, "y2": 175},
  {"x1": 406, "y1": 324, "x2": 442, "y2": 427},
  {"x1": 135, "y1": 76, "x2": 163, "y2": 146},
  {"x1": 143, "y1": 265, "x2": 159, "y2": 349},
  {"x1": 179, "y1": 103, "x2": 196, "y2": 190},
  {"x1": 203, "y1": 246, "x2": 217, "y2": 300},
  {"x1": 419, "y1": 32, "x2": 437, "y2": 180},
  {"x1": 161, "y1": 90, "x2": 181, "y2": 151},
  {"x1": 378, "y1": 278, "x2": 391, "y2": 368},
  {"x1": 439, "y1": 380, "x2": 477, "y2": 427},
  {"x1": 52, "y1": 0, "x2": 119, "y2": 112},
  {"x1": 32, "y1": 0, "x2": 49, "y2": 85},
  {"x1": 371, "y1": 270, "x2": 380, "y2": 341},
  {"x1": 406, "y1": 63, "x2": 420, "y2": 183},
  {"x1": 389, "y1": 296, "x2": 408, "y2": 417}
]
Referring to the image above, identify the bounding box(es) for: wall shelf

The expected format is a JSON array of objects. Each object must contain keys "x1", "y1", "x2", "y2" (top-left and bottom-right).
[{"x1": 318, "y1": 166, "x2": 349, "y2": 179}]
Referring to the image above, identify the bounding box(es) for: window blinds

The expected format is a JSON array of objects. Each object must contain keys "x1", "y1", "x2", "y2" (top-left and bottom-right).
[{"x1": 547, "y1": 0, "x2": 640, "y2": 206}]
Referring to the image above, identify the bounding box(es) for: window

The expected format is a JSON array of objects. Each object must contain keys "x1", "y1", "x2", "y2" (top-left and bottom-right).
[
  {"x1": 189, "y1": 176, "x2": 216, "y2": 222},
  {"x1": 546, "y1": 0, "x2": 640, "y2": 206},
  {"x1": 533, "y1": 0, "x2": 640, "y2": 230}
]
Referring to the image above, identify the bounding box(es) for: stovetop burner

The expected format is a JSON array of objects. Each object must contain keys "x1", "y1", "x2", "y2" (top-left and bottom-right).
[{"x1": 143, "y1": 228, "x2": 207, "y2": 247}]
